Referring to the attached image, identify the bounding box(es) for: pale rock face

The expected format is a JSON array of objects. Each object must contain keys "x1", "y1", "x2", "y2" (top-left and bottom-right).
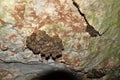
[
  {"x1": 0, "y1": 0, "x2": 119, "y2": 79},
  {"x1": 0, "y1": 0, "x2": 89, "y2": 71},
  {"x1": 0, "y1": 0, "x2": 89, "y2": 68},
  {"x1": 34, "y1": 0, "x2": 57, "y2": 17}
]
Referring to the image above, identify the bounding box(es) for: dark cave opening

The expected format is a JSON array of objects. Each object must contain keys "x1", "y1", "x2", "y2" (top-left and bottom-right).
[{"x1": 31, "y1": 69, "x2": 79, "y2": 80}]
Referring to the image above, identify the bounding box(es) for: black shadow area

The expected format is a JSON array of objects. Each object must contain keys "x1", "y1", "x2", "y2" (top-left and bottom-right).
[{"x1": 31, "y1": 69, "x2": 79, "y2": 80}]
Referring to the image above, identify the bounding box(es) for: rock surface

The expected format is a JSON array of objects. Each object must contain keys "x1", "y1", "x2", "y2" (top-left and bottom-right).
[
  {"x1": 0, "y1": 61, "x2": 65, "y2": 80},
  {"x1": 0, "y1": 0, "x2": 119, "y2": 80}
]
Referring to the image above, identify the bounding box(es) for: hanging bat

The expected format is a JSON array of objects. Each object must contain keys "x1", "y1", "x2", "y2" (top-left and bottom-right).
[{"x1": 72, "y1": 0, "x2": 108, "y2": 37}]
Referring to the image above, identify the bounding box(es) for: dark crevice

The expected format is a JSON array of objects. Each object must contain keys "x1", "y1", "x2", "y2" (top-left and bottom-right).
[{"x1": 72, "y1": 0, "x2": 108, "y2": 37}]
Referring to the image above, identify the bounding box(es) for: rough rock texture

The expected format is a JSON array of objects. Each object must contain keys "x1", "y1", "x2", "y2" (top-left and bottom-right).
[
  {"x1": 0, "y1": 0, "x2": 120, "y2": 80},
  {"x1": 0, "y1": 0, "x2": 88, "y2": 79},
  {"x1": 0, "y1": 61, "x2": 66, "y2": 80},
  {"x1": 0, "y1": 0, "x2": 89, "y2": 68}
]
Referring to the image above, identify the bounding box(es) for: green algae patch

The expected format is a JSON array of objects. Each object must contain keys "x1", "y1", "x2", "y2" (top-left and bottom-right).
[{"x1": 84, "y1": 0, "x2": 120, "y2": 69}]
